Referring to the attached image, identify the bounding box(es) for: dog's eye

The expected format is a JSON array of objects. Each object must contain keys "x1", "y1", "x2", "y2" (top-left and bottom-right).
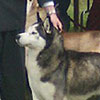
[{"x1": 32, "y1": 32, "x2": 37, "y2": 34}]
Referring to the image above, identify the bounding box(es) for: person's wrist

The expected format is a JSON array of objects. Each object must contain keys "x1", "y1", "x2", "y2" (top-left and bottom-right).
[
  {"x1": 47, "y1": 9, "x2": 56, "y2": 15},
  {"x1": 45, "y1": 5, "x2": 56, "y2": 15}
]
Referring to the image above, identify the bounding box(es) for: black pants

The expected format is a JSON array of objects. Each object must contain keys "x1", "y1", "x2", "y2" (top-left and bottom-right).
[
  {"x1": 0, "y1": 30, "x2": 31, "y2": 100},
  {"x1": 54, "y1": 0, "x2": 71, "y2": 31}
]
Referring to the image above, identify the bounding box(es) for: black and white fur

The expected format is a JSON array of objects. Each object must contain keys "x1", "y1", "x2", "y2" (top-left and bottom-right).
[{"x1": 16, "y1": 15, "x2": 100, "y2": 100}]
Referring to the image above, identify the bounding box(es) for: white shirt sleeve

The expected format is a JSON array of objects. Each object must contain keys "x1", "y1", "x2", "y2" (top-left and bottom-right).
[{"x1": 43, "y1": 1, "x2": 54, "y2": 7}]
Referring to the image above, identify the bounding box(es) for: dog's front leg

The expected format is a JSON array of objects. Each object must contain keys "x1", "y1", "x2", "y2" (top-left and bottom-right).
[{"x1": 32, "y1": 89, "x2": 39, "y2": 100}]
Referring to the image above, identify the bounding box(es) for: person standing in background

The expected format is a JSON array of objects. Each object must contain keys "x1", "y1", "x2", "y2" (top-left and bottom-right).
[{"x1": 0, "y1": 0, "x2": 62, "y2": 100}]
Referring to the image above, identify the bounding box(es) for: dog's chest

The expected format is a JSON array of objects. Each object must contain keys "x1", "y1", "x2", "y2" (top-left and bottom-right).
[{"x1": 26, "y1": 51, "x2": 57, "y2": 100}]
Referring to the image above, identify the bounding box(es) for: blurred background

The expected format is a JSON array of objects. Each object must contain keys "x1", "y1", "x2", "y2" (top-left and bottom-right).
[{"x1": 67, "y1": 0, "x2": 93, "y2": 31}]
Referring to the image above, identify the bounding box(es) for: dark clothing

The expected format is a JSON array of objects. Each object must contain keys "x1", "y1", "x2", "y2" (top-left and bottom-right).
[
  {"x1": 38, "y1": 0, "x2": 53, "y2": 7},
  {"x1": 0, "y1": 0, "x2": 53, "y2": 32},
  {"x1": 0, "y1": 0, "x2": 27, "y2": 31},
  {"x1": 54, "y1": 0, "x2": 70, "y2": 12},
  {"x1": 86, "y1": 0, "x2": 100, "y2": 30},
  {"x1": 0, "y1": 31, "x2": 26, "y2": 100}
]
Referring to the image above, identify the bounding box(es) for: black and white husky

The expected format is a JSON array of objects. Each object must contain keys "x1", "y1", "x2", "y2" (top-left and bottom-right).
[{"x1": 16, "y1": 14, "x2": 100, "y2": 100}]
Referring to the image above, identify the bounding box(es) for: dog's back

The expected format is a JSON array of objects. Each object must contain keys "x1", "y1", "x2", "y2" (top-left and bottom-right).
[{"x1": 62, "y1": 31, "x2": 100, "y2": 53}]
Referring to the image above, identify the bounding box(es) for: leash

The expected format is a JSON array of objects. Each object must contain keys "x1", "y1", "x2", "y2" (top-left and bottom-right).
[{"x1": 67, "y1": 15, "x2": 87, "y2": 31}]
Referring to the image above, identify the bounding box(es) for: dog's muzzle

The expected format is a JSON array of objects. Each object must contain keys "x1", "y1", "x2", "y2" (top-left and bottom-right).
[
  {"x1": 16, "y1": 34, "x2": 20, "y2": 40},
  {"x1": 15, "y1": 35, "x2": 22, "y2": 46}
]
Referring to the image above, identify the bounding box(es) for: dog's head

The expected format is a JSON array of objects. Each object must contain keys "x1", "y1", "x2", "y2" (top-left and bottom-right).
[{"x1": 16, "y1": 12, "x2": 63, "y2": 52}]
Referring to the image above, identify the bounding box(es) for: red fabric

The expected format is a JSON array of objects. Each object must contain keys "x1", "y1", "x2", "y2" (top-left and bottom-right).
[
  {"x1": 86, "y1": 0, "x2": 100, "y2": 30},
  {"x1": 94, "y1": 0, "x2": 100, "y2": 3}
]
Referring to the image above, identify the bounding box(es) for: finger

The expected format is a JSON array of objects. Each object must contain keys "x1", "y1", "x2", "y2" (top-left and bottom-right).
[{"x1": 57, "y1": 22, "x2": 62, "y2": 32}]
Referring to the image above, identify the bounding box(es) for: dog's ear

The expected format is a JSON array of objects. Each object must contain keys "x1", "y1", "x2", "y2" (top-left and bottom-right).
[
  {"x1": 37, "y1": 12, "x2": 43, "y2": 23},
  {"x1": 43, "y1": 16, "x2": 53, "y2": 34}
]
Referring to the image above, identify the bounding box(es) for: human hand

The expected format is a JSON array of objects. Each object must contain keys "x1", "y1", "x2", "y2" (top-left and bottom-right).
[
  {"x1": 45, "y1": 6, "x2": 62, "y2": 32},
  {"x1": 49, "y1": 13, "x2": 62, "y2": 32}
]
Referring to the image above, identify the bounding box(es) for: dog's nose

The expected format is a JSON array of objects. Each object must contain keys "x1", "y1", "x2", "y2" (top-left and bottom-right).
[{"x1": 16, "y1": 35, "x2": 20, "y2": 40}]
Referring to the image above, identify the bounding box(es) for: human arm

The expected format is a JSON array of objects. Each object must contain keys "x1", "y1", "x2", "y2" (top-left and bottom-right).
[{"x1": 38, "y1": 0, "x2": 62, "y2": 31}]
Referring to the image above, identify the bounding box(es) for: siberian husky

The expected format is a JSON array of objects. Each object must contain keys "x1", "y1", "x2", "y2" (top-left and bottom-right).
[{"x1": 16, "y1": 14, "x2": 100, "y2": 100}]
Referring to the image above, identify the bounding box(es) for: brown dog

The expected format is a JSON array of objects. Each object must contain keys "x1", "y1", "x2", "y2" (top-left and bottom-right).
[
  {"x1": 62, "y1": 31, "x2": 100, "y2": 53},
  {"x1": 26, "y1": 0, "x2": 46, "y2": 30}
]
